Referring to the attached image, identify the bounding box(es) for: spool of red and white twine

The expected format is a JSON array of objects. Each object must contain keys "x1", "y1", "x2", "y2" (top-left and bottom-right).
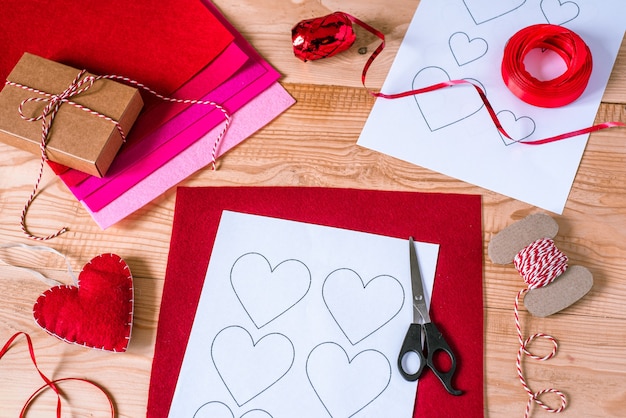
[
  {"x1": 513, "y1": 237, "x2": 568, "y2": 418},
  {"x1": 5, "y1": 71, "x2": 231, "y2": 240}
]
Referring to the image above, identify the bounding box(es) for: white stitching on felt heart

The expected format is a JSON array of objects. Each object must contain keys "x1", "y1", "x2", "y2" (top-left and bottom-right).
[{"x1": 32, "y1": 253, "x2": 134, "y2": 352}]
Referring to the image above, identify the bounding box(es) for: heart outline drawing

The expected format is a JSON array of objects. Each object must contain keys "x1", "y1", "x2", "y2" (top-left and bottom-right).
[
  {"x1": 306, "y1": 342, "x2": 391, "y2": 418},
  {"x1": 462, "y1": 0, "x2": 527, "y2": 25},
  {"x1": 211, "y1": 325, "x2": 295, "y2": 406},
  {"x1": 193, "y1": 401, "x2": 273, "y2": 418},
  {"x1": 231, "y1": 252, "x2": 311, "y2": 328},
  {"x1": 496, "y1": 110, "x2": 537, "y2": 145},
  {"x1": 540, "y1": 0, "x2": 580, "y2": 25},
  {"x1": 322, "y1": 268, "x2": 404, "y2": 345},
  {"x1": 449, "y1": 31, "x2": 488, "y2": 66},
  {"x1": 412, "y1": 66, "x2": 486, "y2": 132}
]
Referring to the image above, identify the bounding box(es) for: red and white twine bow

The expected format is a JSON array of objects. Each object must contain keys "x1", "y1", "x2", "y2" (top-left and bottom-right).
[
  {"x1": 6, "y1": 70, "x2": 231, "y2": 241},
  {"x1": 513, "y1": 238, "x2": 568, "y2": 418}
]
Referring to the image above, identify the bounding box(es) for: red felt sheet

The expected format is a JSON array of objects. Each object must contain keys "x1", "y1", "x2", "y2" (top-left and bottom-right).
[
  {"x1": 147, "y1": 186, "x2": 484, "y2": 417},
  {"x1": 0, "y1": 0, "x2": 233, "y2": 94}
]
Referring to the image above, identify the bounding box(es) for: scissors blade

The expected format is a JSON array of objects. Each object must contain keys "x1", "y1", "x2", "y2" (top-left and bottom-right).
[{"x1": 409, "y1": 237, "x2": 430, "y2": 324}]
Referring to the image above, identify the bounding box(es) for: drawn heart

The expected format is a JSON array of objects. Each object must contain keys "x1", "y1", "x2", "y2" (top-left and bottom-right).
[
  {"x1": 463, "y1": 0, "x2": 527, "y2": 25},
  {"x1": 240, "y1": 410, "x2": 273, "y2": 418},
  {"x1": 449, "y1": 31, "x2": 488, "y2": 66},
  {"x1": 306, "y1": 342, "x2": 391, "y2": 418},
  {"x1": 496, "y1": 110, "x2": 536, "y2": 145},
  {"x1": 32, "y1": 253, "x2": 133, "y2": 352},
  {"x1": 412, "y1": 67, "x2": 485, "y2": 131},
  {"x1": 323, "y1": 269, "x2": 404, "y2": 345},
  {"x1": 212, "y1": 326, "x2": 294, "y2": 406},
  {"x1": 194, "y1": 401, "x2": 273, "y2": 418},
  {"x1": 194, "y1": 401, "x2": 234, "y2": 418},
  {"x1": 231, "y1": 253, "x2": 311, "y2": 328},
  {"x1": 540, "y1": 0, "x2": 580, "y2": 25}
]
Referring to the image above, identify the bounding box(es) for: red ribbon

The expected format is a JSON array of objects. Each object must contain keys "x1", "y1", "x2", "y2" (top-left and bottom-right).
[
  {"x1": 0, "y1": 332, "x2": 115, "y2": 417},
  {"x1": 292, "y1": 13, "x2": 625, "y2": 144},
  {"x1": 502, "y1": 24, "x2": 592, "y2": 108}
]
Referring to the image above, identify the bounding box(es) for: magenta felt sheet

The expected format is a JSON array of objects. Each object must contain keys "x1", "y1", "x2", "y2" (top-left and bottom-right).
[
  {"x1": 84, "y1": 82, "x2": 295, "y2": 229},
  {"x1": 59, "y1": 41, "x2": 248, "y2": 188}
]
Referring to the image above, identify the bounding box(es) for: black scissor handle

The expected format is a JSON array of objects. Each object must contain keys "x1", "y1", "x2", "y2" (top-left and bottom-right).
[
  {"x1": 397, "y1": 323, "x2": 427, "y2": 381},
  {"x1": 423, "y1": 322, "x2": 462, "y2": 396}
]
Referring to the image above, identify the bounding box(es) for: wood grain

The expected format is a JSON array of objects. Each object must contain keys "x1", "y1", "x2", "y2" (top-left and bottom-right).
[{"x1": 1, "y1": 1, "x2": 625, "y2": 417}]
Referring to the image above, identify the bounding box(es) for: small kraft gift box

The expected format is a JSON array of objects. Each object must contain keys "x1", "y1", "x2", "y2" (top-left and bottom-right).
[{"x1": 0, "y1": 53, "x2": 143, "y2": 177}]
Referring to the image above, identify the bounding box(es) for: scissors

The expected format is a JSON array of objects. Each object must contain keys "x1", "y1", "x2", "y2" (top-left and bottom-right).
[{"x1": 397, "y1": 237, "x2": 462, "y2": 396}]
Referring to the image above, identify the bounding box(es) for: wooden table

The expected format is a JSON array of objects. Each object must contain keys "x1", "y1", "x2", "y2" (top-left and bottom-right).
[{"x1": 1, "y1": 1, "x2": 625, "y2": 417}]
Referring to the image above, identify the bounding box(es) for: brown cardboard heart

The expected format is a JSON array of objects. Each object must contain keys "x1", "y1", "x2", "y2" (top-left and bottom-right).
[
  {"x1": 488, "y1": 213, "x2": 559, "y2": 264},
  {"x1": 524, "y1": 265, "x2": 593, "y2": 317},
  {"x1": 489, "y1": 212, "x2": 593, "y2": 317}
]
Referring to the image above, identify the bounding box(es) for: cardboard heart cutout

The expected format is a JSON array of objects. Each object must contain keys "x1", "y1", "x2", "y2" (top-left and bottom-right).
[{"x1": 33, "y1": 253, "x2": 133, "y2": 352}]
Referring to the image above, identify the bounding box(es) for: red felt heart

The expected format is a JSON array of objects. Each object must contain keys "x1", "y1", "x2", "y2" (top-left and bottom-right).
[{"x1": 33, "y1": 253, "x2": 133, "y2": 352}]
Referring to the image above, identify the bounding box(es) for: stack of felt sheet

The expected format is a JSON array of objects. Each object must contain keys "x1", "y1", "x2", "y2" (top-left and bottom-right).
[{"x1": 0, "y1": 0, "x2": 295, "y2": 229}]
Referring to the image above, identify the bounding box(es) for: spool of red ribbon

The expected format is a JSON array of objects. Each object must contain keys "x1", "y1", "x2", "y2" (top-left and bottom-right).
[{"x1": 502, "y1": 24, "x2": 593, "y2": 108}]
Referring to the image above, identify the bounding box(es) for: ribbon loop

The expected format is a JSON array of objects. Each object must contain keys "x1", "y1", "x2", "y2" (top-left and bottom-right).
[{"x1": 1, "y1": 332, "x2": 115, "y2": 418}]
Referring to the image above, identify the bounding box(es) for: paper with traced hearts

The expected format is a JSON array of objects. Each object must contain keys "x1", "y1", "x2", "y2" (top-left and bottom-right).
[
  {"x1": 32, "y1": 253, "x2": 133, "y2": 352},
  {"x1": 167, "y1": 211, "x2": 438, "y2": 417},
  {"x1": 358, "y1": 0, "x2": 626, "y2": 214}
]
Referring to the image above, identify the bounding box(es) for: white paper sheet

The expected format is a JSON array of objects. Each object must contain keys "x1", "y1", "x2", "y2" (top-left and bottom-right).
[
  {"x1": 357, "y1": 0, "x2": 626, "y2": 213},
  {"x1": 168, "y1": 211, "x2": 440, "y2": 418}
]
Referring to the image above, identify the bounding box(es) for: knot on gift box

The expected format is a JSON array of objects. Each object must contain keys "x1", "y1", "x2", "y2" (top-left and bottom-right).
[{"x1": 10, "y1": 69, "x2": 127, "y2": 146}]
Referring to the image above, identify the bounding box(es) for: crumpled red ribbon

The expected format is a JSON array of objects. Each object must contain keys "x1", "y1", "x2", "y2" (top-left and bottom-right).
[
  {"x1": 292, "y1": 12, "x2": 357, "y2": 61},
  {"x1": 291, "y1": 12, "x2": 625, "y2": 144}
]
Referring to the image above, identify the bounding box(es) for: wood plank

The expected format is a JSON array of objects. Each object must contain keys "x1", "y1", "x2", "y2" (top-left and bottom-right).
[{"x1": 1, "y1": 0, "x2": 625, "y2": 415}]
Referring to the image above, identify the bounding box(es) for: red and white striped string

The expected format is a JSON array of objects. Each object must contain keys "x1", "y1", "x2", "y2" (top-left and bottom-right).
[
  {"x1": 6, "y1": 70, "x2": 231, "y2": 241},
  {"x1": 513, "y1": 237, "x2": 568, "y2": 418}
]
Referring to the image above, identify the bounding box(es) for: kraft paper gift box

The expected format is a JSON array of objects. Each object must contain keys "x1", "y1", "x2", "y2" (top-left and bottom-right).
[{"x1": 0, "y1": 53, "x2": 143, "y2": 177}]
